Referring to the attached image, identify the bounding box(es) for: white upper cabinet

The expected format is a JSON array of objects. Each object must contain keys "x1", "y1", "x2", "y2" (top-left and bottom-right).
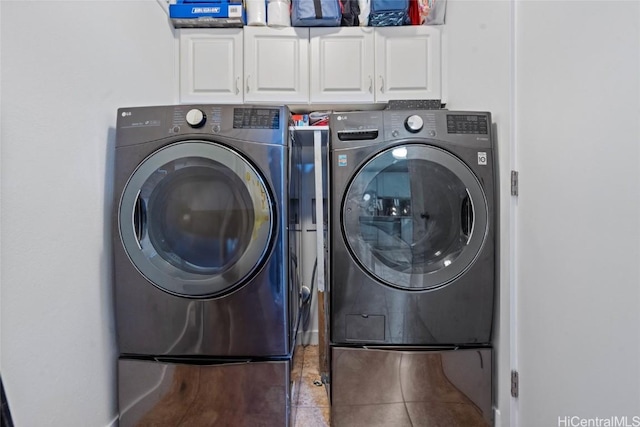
[
  {"x1": 375, "y1": 26, "x2": 441, "y2": 102},
  {"x1": 310, "y1": 28, "x2": 375, "y2": 103},
  {"x1": 178, "y1": 26, "x2": 442, "y2": 105},
  {"x1": 243, "y1": 27, "x2": 310, "y2": 104},
  {"x1": 179, "y1": 29, "x2": 243, "y2": 103}
]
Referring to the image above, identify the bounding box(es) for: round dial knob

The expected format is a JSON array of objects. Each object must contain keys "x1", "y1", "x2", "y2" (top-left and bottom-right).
[
  {"x1": 405, "y1": 115, "x2": 424, "y2": 133},
  {"x1": 186, "y1": 109, "x2": 206, "y2": 128}
]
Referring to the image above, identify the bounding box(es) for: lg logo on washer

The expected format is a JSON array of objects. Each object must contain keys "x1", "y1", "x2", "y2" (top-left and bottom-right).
[{"x1": 121, "y1": 111, "x2": 132, "y2": 117}]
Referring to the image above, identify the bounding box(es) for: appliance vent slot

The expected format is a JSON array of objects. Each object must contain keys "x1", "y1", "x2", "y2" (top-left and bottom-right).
[{"x1": 337, "y1": 130, "x2": 379, "y2": 141}]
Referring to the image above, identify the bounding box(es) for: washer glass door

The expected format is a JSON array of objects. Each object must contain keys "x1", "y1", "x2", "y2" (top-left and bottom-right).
[
  {"x1": 119, "y1": 141, "x2": 273, "y2": 297},
  {"x1": 342, "y1": 144, "x2": 488, "y2": 290}
]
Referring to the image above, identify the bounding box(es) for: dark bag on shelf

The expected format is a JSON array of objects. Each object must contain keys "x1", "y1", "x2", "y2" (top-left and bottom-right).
[
  {"x1": 291, "y1": 0, "x2": 342, "y2": 26},
  {"x1": 340, "y1": 0, "x2": 361, "y2": 26},
  {"x1": 368, "y1": 0, "x2": 409, "y2": 26}
]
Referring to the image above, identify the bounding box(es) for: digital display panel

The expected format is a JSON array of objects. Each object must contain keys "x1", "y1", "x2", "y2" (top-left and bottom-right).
[
  {"x1": 233, "y1": 108, "x2": 280, "y2": 129},
  {"x1": 446, "y1": 115, "x2": 488, "y2": 134}
]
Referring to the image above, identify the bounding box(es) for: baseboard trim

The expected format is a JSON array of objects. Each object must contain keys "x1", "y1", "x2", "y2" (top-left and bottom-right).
[
  {"x1": 494, "y1": 408, "x2": 501, "y2": 427},
  {"x1": 106, "y1": 415, "x2": 118, "y2": 427},
  {"x1": 296, "y1": 330, "x2": 319, "y2": 346}
]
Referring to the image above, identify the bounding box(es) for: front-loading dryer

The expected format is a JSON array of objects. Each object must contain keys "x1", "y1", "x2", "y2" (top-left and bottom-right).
[
  {"x1": 330, "y1": 109, "x2": 496, "y2": 346},
  {"x1": 114, "y1": 105, "x2": 304, "y2": 426},
  {"x1": 113, "y1": 104, "x2": 297, "y2": 358}
]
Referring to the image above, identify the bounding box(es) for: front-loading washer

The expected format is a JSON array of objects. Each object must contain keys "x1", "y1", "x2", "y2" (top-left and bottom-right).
[
  {"x1": 330, "y1": 109, "x2": 496, "y2": 346},
  {"x1": 113, "y1": 105, "x2": 301, "y2": 426},
  {"x1": 329, "y1": 109, "x2": 496, "y2": 427}
]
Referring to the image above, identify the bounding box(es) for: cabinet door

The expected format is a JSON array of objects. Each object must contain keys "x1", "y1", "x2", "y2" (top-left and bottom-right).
[
  {"x1": 179, "y1": 29, "x2": 243, "y2": 103},
  {"x1": 244, "y1": 27, "x2": 309, "y2": 104},
  {"x1": 310, "y1": 28, "x2": 375, "y2": 103},
  {"x1": 374, "y1": 26, "x2": 441, "y2": 102}
]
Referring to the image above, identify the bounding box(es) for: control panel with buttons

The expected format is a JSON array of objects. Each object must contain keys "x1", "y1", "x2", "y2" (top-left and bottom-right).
[{"x1": 446, "y1": 115, "x2": 488, "y2": 135}]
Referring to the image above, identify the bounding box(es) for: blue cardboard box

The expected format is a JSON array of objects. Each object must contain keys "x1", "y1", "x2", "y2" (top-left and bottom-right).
[{"x1": 170, "y1": 1, "x2": 245, "y2": 28}]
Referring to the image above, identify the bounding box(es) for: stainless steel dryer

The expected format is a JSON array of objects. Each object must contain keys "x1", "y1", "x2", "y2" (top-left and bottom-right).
[
  {"x1": 113, "y1": 105, "x2": 300, "y2": 426},
  {"x1": 329, "y1": 109, "x2": 496, "y2": 426}
]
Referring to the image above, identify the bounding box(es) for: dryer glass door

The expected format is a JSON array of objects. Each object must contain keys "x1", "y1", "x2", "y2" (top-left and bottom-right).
[
  {"x1": 119, "y1": 141, "x2": 274, "y2": 297},
  {"x1": 342, "y1": 144, "x2": 488, "y2": 290}
]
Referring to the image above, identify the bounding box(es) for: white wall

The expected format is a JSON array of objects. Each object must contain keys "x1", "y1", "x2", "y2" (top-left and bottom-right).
[
  {"x1": 298, "y1": 143, "x2": 323, "y2": 345},
  {"x1": 515, "y1": 1, "x2": 640, "y2": 425},
  {"x1": 0, "y1": 1, "x2": 177, "y2": 425}
]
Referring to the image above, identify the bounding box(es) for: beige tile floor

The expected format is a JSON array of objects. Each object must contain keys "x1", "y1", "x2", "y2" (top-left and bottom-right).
[{"x1": 292, "y1": 345, "x2": 330, "y2": 427}]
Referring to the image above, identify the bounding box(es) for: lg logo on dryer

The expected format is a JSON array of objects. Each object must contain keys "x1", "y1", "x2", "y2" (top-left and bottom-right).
[{"x1": 121, "y1": 111, "x2": 132, "y2": 117}]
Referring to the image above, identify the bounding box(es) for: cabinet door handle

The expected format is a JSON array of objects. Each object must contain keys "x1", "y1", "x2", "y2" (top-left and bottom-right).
[
  {"x1": 379, "y1": 75, "x2": 385, "y2": 93},
  {"x1": 368, "y1": 76, "x2": 373, "y2": 93},
  {"x1": 246, "y1": 75, "x2": 250, "y2": 93},
  {"x1": 236, "y1": 76, "x2": 240, "y2": 95}
]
